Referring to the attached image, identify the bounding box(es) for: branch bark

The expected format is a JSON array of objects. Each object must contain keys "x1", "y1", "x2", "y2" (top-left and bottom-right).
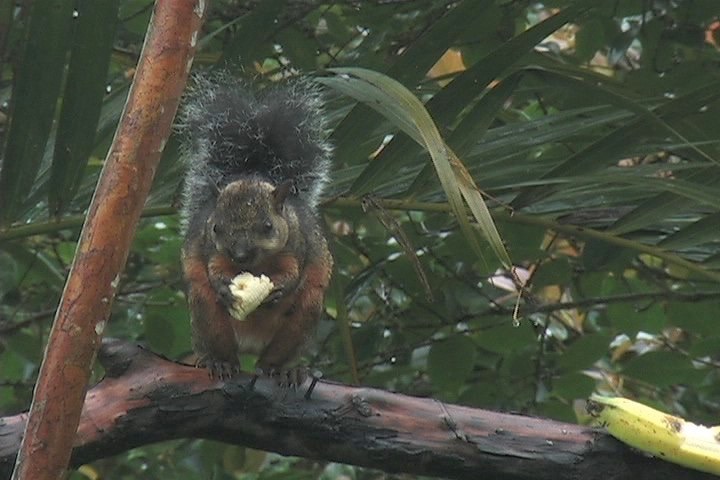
[
  {"x1": 11, "y1": 2, "x2": 207, "y2": 478},
  {"x1": 0, "y1": 339, "x2": 715, "y2": 480}
]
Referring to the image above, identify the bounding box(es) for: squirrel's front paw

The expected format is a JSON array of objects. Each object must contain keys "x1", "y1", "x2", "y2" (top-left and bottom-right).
[
  {"x1": 214, "y1": 282, "x2": 236, "y2": 309},
  {"x1": 262, "y1": 286, "x2": 286, "y2": 305}
]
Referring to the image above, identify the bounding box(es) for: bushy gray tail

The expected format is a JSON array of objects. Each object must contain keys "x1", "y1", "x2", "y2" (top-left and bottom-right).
[{"x1": 177, "y1": 73, "x2": 332, "y2": 226}]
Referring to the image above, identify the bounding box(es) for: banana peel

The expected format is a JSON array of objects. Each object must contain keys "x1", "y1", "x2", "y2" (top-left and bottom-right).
[{"x1": 587, "y1": 394, "x2": 720, "y2": 475}]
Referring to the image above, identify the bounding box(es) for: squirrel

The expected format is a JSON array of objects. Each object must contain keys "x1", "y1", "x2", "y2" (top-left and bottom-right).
[{"x1": 178, "y1": 73, "x2": 333, "y2": 385}]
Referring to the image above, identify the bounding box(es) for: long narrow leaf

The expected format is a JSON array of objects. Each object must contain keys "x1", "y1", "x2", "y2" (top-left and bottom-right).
[
  {"x1": 352, "y1": 3, "x2": 591, "y2": 196},
  {"x1": 331, "y1": 0, "x2": 494, "y2": 181},
  {"x1": 406, "y1": 72, "x2": 524, "y2": 197},
  {"x1": 49, "y1": 0, "x2": 121, "y2": 215},
  {"x1": 611, "y1": 166, "x2": 720, "y2": 234},
  {"x1": 0, "y1": 0, "x2": 74, "y2": 225},
  {"x1": 568, "y1": 173, "x2": 720, "y2": 212},
  {"x1": 526, "y1": 67, "x2": 719, "y2": 165},
  {"x1": 659, "y1": 212, "x2": 720, "y2": 249},
  {"x1": 319, "y1": 68, "x2": 511, "y2": 268},
  {"x1": 222, "y1": 0, "x2": 284, "y2": 66},
  {"x1": 512, "y1": 81, "x2": 720, "y2": 209}
]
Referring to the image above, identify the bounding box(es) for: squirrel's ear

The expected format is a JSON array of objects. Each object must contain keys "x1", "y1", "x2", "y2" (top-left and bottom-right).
[{"x1": 272, "y1": 180, "x2": 295, "y2": 209}]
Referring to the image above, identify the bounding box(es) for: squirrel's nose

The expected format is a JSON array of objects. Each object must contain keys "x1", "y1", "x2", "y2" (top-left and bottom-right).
[{"x1": 231, "y1": 248, "x2": 256, "y2": 265}]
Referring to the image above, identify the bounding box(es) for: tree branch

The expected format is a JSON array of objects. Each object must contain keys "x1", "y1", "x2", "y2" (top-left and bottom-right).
[{"x1": 0, "y1": 339, "x2": 715, "y2": 480}]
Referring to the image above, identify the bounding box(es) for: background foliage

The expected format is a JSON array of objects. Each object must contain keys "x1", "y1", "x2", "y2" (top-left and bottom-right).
[{"x1": 1, "y1": 0, "x2": 720, "y2": 478}]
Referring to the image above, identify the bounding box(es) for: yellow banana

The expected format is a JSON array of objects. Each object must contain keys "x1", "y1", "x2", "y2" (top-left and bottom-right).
[
  {"x1": 587, "y1": 395, "x2": 720, "y2": 475},
  {"x1": 228, "y1": 272, "x2": 274, "y2": 321}
]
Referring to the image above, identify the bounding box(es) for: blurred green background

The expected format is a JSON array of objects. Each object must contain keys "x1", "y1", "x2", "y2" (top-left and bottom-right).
[{"x1": 1, "y1": 0, "x2": 720, "y2": 478}]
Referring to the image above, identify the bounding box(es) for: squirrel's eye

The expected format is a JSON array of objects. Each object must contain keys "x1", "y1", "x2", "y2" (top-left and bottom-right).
[
  {"x1": 263, "y1": 221, "x2": 273, "y2": 233},
  {"x1": 212, "y1": 224, "x2": 221, "y2": 235}
]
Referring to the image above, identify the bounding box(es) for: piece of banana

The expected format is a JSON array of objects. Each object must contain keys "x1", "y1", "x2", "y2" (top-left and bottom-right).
[
  {"x1": 587, "y1": 394, "x2": 720, "y2": 475},
  {"x1": 227, "y1": 272, "x2": 274, "y2": 321}
]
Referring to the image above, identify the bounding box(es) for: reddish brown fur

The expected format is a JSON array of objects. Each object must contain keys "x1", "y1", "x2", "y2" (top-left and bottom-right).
[
  {"x1": 255, "y1": 243, "x2": 332, "y2": 370},
  {"x1": 182, "y1": 215, "x2": 332, "y2": 377},
  {"x1": 182, "y1": 251, "x2": 238, "y2": 364}
]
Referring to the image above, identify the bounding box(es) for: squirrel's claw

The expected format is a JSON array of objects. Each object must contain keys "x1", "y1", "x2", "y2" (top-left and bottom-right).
[
  {"x1": 196, "y1": 357, "x2": 240, "y2": 380},
  {"x1": 283, "y1": 366, "x2": 308, "y2": 389},
  {"x1": 258, "y1": 366, "x2": 309, "y2": 389},
  {"x1": 261, "y1": 287, "x2": 285, "y2": 305},
  {"x1": 215, "y1": 283, "x2": 236, "y2": 309}
]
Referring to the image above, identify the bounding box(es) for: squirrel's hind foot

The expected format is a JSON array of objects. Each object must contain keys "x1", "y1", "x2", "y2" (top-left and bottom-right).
[
  {"x1": 259, "y1": 366, "x2": 309, "y2": 389},
  {"x1": 196, "y1": 357, "x2": 240, "y2": 380}
]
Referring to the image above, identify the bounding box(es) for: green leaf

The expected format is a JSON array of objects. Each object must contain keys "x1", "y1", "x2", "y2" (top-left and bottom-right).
[
  {"x1": 458, "y1": 381, "x2": 504, "y2": 407},
  {"x1": 276, "y1": 26, "x2": 317, "y2": 70},
  {"x1": 536, "y1": 397, "x2": 579, "y2": 423},
  {"x1": 567, "y1": 172, "x2": 720, "y2": 210},
  {"x1": 582, "y1": 239, "x2": 634, "y2": 272},
  {"x1": 358, "y1": 4, "x2": 589, "y2": 197},
  {"x1": 448, "y1": 72, "x2": 524, "y2": 159},
  {"x1": 622, "y1": 351, "x2": 703, "y2": 387},
  {"x1": 603, "y1": 277, "x2": 666, "y2": 335},
  {"x1": 0, "y1": 0, "x2": 74, "y2": 224},
  {"x1": 532, "y1": 258, "x2": 572, "y2": 288},
  {"x1": 319, "y1": 68, "x2": 511, "y2": 268},
  {"x1": 659, "y1": 212, "x2": 720, "y2": 249},
  {"x1": 222, "y1": 0, "x2": 284, "y2": 67},
  {"x1": 6, "y1": 331, "x2": 43, "y2": 362},
  {"x1": 49, "y1": 0, "x2": 120, "y2": 215},
  {"x1": 689, "y1": 336, "x2": 720, "y2": 358},
  {"x1": 575, "y1": 18, "x2": 606, "y2": 62},
  {"x1": 144, "y1": 301, "x2": 190, "y2": 357},
  {"x1": 428, "y1": 335, "x2": 476, "y2": 392},
  {"x1": 0, "y1": 348, "x2": 30, "y2": 382},
  {"x1": 666, "y1": 301, "x2": 720, "y2": 337},
  {"x1": 512, "y1": 79, "x2": 720, "y2": 209},
  {"x1": 0, "y1": 250, "x2": 19, "y2": 296},
  {"x1": 329, "y1": 0, "x2": 496, "y2": 174},
  {"x1": 351, "y1": 323, "x2": 383, "y2": 362},
  {"x1": 552, "y1": 372, "x2": 595, "y2": 400},
  {"x1": 474, "y1": 321, "x2": 536, "y2": 354},
  {"x1": 427, "y1": 4, "x2": 589, "y2": 121},
  {"x1": 611, "y1": 166, "x2": 720, "y2": 234},
  {"x1": 1, "y1": 243, "x2": 65, "y2": 286},
  {"x1": 555, "y1": 334, "x2": 611, "y2": 372},
  {"x1": 497, "y1": 222, "x2": 545, "y2": 261}
]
